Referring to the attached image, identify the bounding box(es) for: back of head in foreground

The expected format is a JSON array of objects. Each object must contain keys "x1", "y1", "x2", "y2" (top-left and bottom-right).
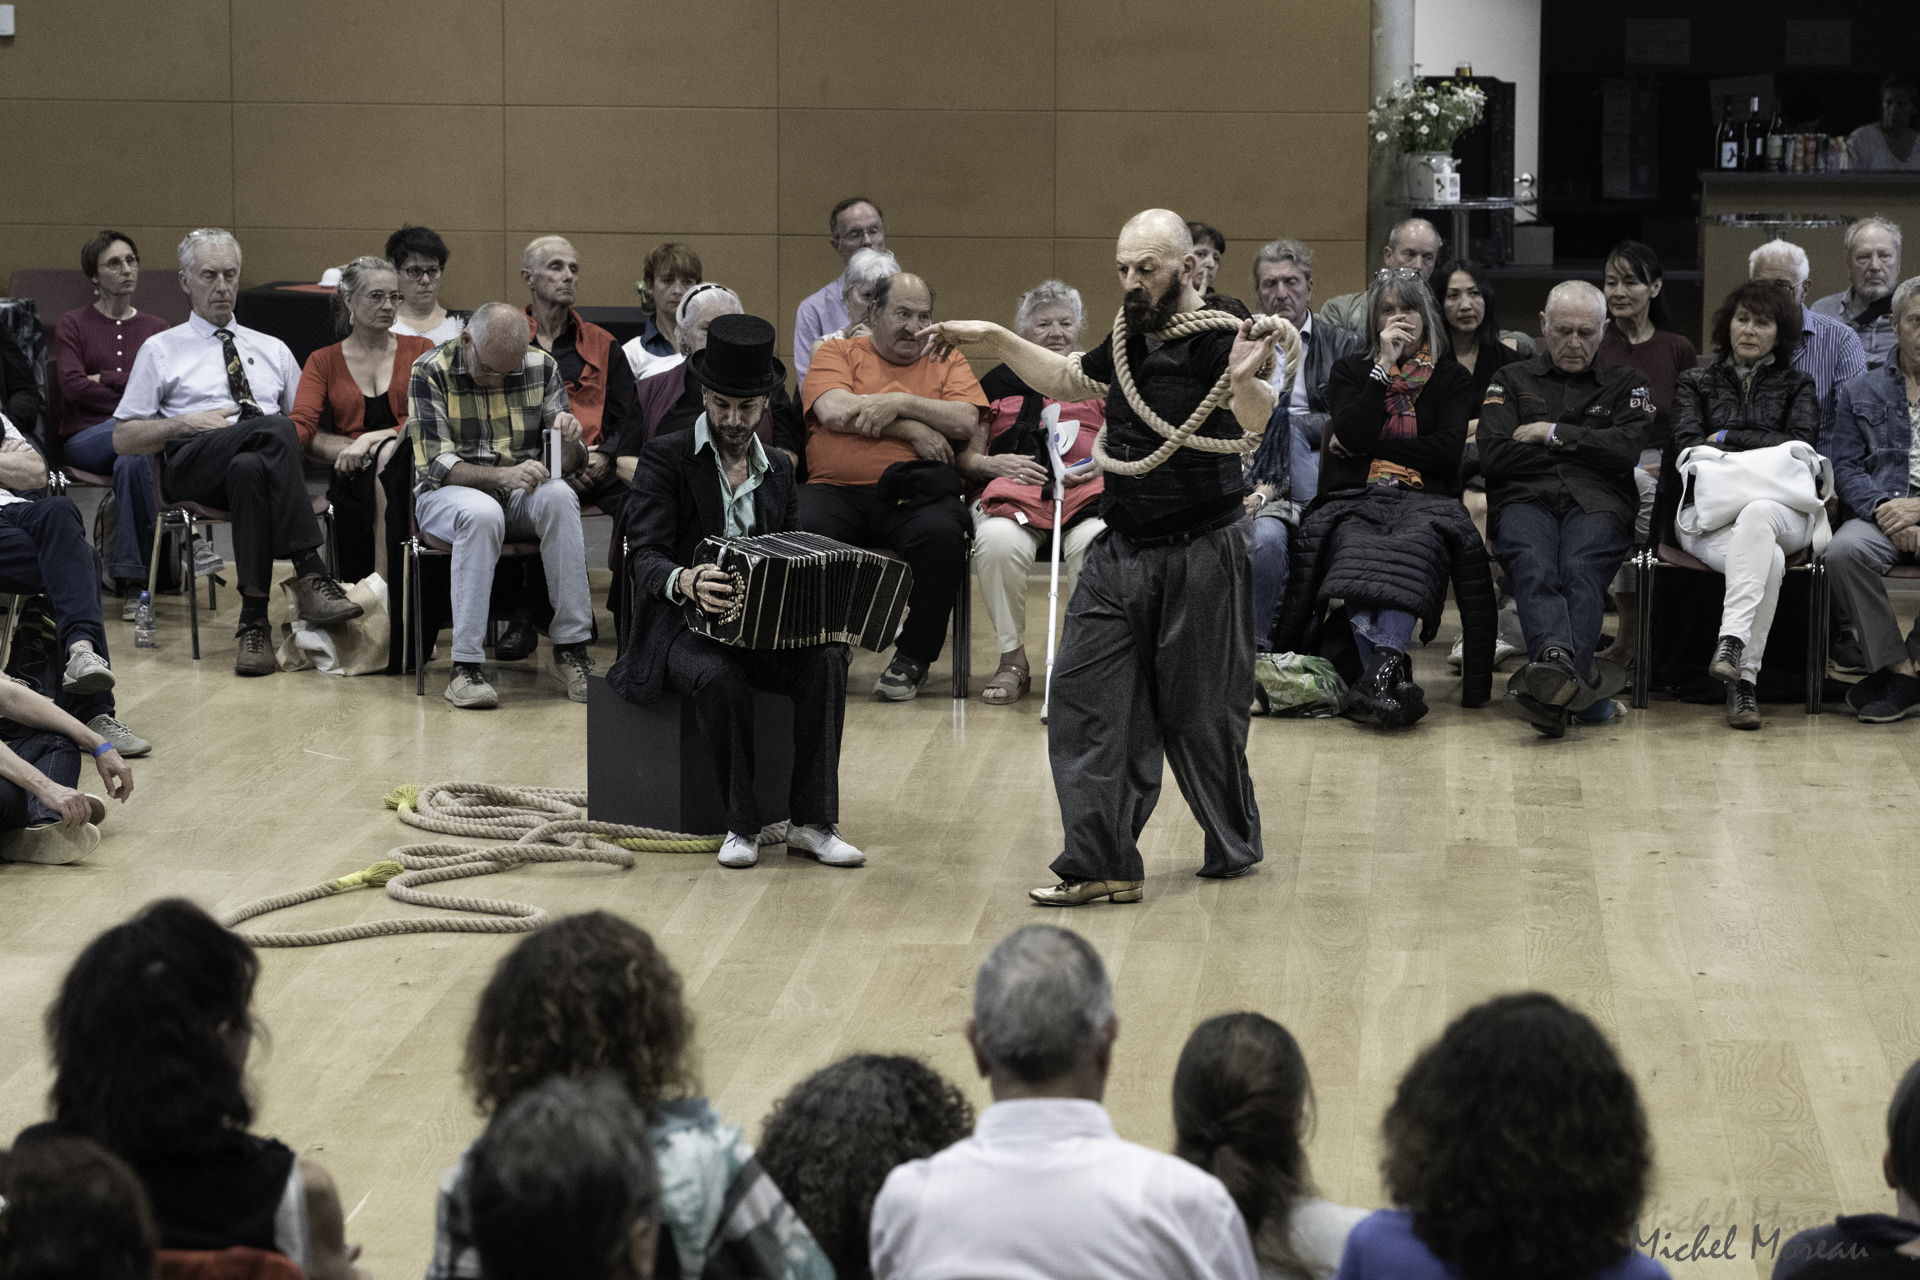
[
  {"x1": 0, "y1": 1135, "x2": 158, "y2": 1280},
  {"x1": 1381, "y1": 992, "x2": 1651, "y2": 1280},
  {"x1": 969, "y1": 923, "x2": 1116, "y2": 1093},
  {"x1": 469, "y1": 1073, "x2": 661, "y2": 1280}
]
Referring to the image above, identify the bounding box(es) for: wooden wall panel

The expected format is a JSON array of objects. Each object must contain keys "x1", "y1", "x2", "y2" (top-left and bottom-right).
[
  {"x1": 777, "y1": 0, "x2": 1056, "y2": 111},
  {"x1": 232, "y1": 0, "x2": 505, "y2": 104},
  {"x1": 0, "y1": 102, "x2": 234, "y2": 229},
  {"x1": 504, "y1": 0, "x2": 779, "y2": 107},
  {"x1": 0, "y1": 0, "x2": 229, "y2": 101}
]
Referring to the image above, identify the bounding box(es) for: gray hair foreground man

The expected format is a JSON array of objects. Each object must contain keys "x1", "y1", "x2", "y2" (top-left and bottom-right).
[{"x1": 869, "y1": 925, "x2": 1257, "y2": 1280}]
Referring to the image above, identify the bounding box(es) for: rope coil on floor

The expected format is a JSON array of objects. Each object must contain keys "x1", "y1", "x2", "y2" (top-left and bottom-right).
[
  {"x1": 218, "y1": 782, "x2": 788, "y2": 948},
  {"x1": 1070, "y1": 308, "x2": 1301, "y2": 477}
]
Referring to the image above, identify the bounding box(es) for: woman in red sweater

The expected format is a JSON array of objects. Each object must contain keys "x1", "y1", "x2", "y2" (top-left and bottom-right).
[{"x1": 291, "y1": 257, "x2": 431, "y2": 584}]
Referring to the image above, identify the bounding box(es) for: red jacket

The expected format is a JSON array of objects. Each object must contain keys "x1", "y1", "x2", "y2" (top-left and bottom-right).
[{"x1": 526, "y1": 307, "x2": 616, "y2": 446}]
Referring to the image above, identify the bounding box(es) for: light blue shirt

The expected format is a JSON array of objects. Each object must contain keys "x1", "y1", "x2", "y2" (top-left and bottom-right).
[{"x1": 665, "y1": 415, "x2": 770, "y2": 603}]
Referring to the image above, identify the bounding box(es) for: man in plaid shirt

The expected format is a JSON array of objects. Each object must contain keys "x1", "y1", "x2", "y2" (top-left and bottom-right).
[{"x1": 411, "y1": 302, "x2": 594, "y2": 709}]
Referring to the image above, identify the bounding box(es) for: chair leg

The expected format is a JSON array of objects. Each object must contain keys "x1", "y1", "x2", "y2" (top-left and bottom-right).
[
  {"x1": 951, "y1": 556, "x2": 971, "y2": 699},
  {"x1": 0, "y1": 595, "x2": 20, "y2": 674},
  {"x1": 1631, "y1": 551, "x2": 1655, "y2": 710},
  {"x1": 185, "y1": 521, "x2": 200, "y2": 660},
  {"x1": 409, "y1": 539, "x2": 425, "y2": 697},
  {"x1": 323, "y1": 505, "x2": 339, "y2": 579},
  {"x1": 1806, "y1": 563, "x2": 1828, "y2": 715},
  {"x1": 147, "y1": 514, "x2": 165, "y2": 602}
]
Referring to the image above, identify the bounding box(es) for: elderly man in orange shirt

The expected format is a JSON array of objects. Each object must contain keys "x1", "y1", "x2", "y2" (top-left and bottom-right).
[{"x1": 800, "y1": 273, "x2": 986, "y2": 700}]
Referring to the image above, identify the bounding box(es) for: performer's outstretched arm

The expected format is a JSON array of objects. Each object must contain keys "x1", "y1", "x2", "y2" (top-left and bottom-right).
[{"x1": 916, "y1": 322, "x2": 1086, "y2": 402}]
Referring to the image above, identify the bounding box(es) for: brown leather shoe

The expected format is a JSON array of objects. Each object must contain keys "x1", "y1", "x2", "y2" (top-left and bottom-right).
[
  {"x1": 234, "y1": 623, "x2": 275, "y2": 676},
  {"x1": 290, "y1": 574, "x2": 364, "y2": 627},
  {"x1": 1029, "y1": 878, "x2": 1144, "y2": 907}
]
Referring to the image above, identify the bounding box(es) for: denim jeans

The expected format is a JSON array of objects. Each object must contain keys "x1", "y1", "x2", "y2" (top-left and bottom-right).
[
  {"x1": 1347, "y1": 603, "x2": 1418, "y2": 677},
  {"x1": 1493, "y1": 494, "x2": 1630, "y2": 678},
  {"x1": 64, "y1": 419, "x2": 155, "y2": 584},
  {"x1": 1250, "y1": 516, "x2": 1289, "y2": 650}
]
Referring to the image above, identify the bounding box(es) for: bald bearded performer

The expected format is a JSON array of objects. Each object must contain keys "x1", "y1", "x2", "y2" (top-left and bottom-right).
[{"x1": 923, "y1": 210, "x2": 1281, "y2": 906}]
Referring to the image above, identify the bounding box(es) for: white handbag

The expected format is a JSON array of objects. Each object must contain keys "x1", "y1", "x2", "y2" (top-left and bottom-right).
[{"x1": 1674, "y1": 440, "x2": 1834, "y2": 554}]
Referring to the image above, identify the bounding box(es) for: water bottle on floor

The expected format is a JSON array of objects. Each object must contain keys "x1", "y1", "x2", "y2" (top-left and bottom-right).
[{"x1": 134, "y1": 591, "x2": 156, "y2": 649}]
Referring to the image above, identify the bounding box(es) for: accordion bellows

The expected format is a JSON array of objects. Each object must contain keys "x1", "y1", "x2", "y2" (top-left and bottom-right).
[{"x1": 684, "y1": 532, "x2": 914, "y2": 652}]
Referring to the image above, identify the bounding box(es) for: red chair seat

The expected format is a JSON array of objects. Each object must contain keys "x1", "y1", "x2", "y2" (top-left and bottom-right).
[{"x1": 1889, "y1": 566, "x2": 1920, "y2": 580}]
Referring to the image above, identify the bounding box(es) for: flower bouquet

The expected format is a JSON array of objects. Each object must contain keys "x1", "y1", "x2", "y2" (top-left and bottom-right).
[{"x1": 1368, "y1": 79, "x2": 1486, "y2": 204}]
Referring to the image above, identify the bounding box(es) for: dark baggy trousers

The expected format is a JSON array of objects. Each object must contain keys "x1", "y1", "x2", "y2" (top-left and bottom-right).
[
  {"x1": 1048, "y1": 518, "x2": 1263, "y2": 883},
  {"x1": 664, "y1": 628, "x2": 850, "y2": 837},
  {"x1": 162, "y1": 415, "x2": 322, "y2": 594}
]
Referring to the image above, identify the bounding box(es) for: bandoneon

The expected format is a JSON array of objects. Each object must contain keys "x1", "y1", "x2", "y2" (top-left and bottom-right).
[{"x1": 685, "y1": 532, "x2": 913, "y2": 652}]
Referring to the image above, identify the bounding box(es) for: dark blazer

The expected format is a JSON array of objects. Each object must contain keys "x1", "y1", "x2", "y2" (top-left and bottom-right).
[
  {"x1": 605, "y1": 430, "x2": 799, "y2": 706},
  {"x1": 1322, "y1": 353, "x2": 1474, "y2": 497}
]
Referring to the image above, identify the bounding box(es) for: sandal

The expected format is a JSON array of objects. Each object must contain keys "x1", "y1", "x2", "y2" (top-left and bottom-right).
[{"x1": 980, "y1": 664, "x2": 1031, "y2": 705}]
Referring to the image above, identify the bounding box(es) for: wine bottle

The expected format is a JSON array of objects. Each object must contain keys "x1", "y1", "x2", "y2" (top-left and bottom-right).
[
  {"x1": 1716, "y1": 96, "x2": 1740, "y2": 171},
  {"x1": 1746, "y1": 96, "x2": 1766, "y2": 170},
  {"x1": 1766, "y1": 105, "x2": 1785, "y2": 172}
]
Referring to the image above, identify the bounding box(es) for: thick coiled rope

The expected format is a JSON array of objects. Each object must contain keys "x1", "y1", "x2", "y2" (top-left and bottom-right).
[
  {"x1": 1071, "y1": 308, "x2": 1301, "y2": 477},
  {"x1": 218, "y1": 782, "x2": 789, "y2": 947}
]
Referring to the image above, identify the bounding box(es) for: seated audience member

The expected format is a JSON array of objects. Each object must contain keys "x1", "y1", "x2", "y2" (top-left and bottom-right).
[
  {"x1": 870, "y1": 925, "x2": 1258, "y2": 1280},
  {"x1": 799, "y1": 272, "x2": 983, "y2": 701},
  {"x1": 811, "y1": 248, "x2": 903, "y2": 355},
  {"x1": 290, "y1": 256, "x2": 431, "y2": 584},
  {"x1": 1814, "y1": 218, "x2": 1902, "y2": 371},
  {"x1": 1669, "y1": 280, "x2": 1820, "y2": 731},
  {"x1": 111, "y1": 228, "x2": 362, "y2": 677},
  {"x1": 622, "y1": 240, "x2": 703, "y2": 381},
  {"x1": 609, "y1": 316, "x2": 863, "y2": 870},
  {"x1": 0, "y1": 664, "x2": 134, "y2": 865},
  {"x1": 1824, "y1": 277, "x2": 1920, "y2": 724},
  {"x1": 23, "y1": 899, "x2": 365, "y2": 1278},
  {"x1": 1174, "y1": 1013, "x2": 1367, "y2": 1280},
  {"x1": 962, "y1": 279, "x2": 1106, "y2": 705},
  {"x1": 520, "y1": 235, "x2": 639, "y2": 507},
  {"x1": 410, "y1": 302, "x2": 595, "y2": 708},
  {"x1": 55, "y1": 230, "x2": 175, "y2": 612},
  {"x1": 1319, "y1": 219, "x2": 1444, "y2": 336},
  {"x1": 1268, "y1": 269, "x2": 1488, "y2": 727},
  {"x1": 0, "y1": 415, "x2": 150, "y2": 758},
  {"x1": 428, "y1": 911, "x2": 831, "y2": 1280},
  {"x1": 387, "y1": 224, "x2": 470, "y2": 343},
  {"x1": 1188, "y1": 220, "x2": 1243, "y2": 312},
  {"x1": 1848, "y1": 77, "x2": 1920, "y2": 173},
  {"x1": 1749, "y1": 239, "x2": 1867, "y2": 443},
  {"x1": 1596, "y1": 241, "x2": 1699, "y2": 667},
  {"x1": 1775, "y1": 1056, "x2": 1920, "y2": 1278},
  {"x1": 0, "y1": 1135, "x2": 159, "y2": 1280},
  {"x1": 1336, "y1": 993, "x2": 1662, "y2": 1280},
  {"x1": 795, "y1": 196, "x2": 887, "y2": 383},
  {"x1": 1481, "y1": 281, "x2": 1653, "y2": 737},
  {"x1": 0, "y1": 308, "x2": 44, "y2": 439},
  {"x1": 759, "y1": 1055, "x2": 976, "y2": 1280},
  {"x1": 469, "y1": 1074, "x2": 662, "y2": 1280}
]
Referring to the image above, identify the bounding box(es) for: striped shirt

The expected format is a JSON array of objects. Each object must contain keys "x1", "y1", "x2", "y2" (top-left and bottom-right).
[
  {"x1": 1793, "y1": 304, "x2": 1868, "y2": 445},
  {"x1": 408, "y1": 338, "x2": 568, "y2": 489}
]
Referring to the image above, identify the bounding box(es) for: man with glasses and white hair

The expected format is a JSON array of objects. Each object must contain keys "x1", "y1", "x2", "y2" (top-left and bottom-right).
[
  {"x1": 793, "y1": 196, "x2": 886, "y2": 383},
  {"x1": 1318, "y1": 217, "x2": 1445, "y2": 336},
  {"x1": 1749, "y1": 238, "x2": 1868, "y2": 443},
  {"x1": 869, "y1": 924, "x2": 1257, "y2": 1280},
  {"x1": 1813, "y1": 216, "x2": 1902, "y2": 371},
  {"x1": 112, "y1": 228, "x2": 363, "y2": 677}
]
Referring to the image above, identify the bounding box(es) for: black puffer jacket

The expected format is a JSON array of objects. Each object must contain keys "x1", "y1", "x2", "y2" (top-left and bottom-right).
[
  {"x1": 1269, "y1": 485, "x2": 1498, "y2": 706},
  {"x1": 1669, "y1": 357, "x2": 1819, "y2": 454}
]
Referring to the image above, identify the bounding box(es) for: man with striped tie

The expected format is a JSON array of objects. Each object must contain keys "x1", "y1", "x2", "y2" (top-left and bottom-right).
[{"x1": 112, "y1": 229, "x2": 362, "y2": 676}]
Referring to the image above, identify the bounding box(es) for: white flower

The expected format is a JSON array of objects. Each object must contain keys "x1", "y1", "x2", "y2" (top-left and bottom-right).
[
  {"x1": 1428, "y1": 102, "x2": 1440, "y2": 116},
  {"x1": 1418, "y1": 124, "x2": 1429, "y2": 135},
  {"x1": 1377, "y1": 131, "x2": 1389, "y2": 142}
]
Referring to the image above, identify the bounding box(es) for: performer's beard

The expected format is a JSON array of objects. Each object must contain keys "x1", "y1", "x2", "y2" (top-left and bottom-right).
[{"x1": 1123, "y1": 274, "x2": 1185, "y2": 335}]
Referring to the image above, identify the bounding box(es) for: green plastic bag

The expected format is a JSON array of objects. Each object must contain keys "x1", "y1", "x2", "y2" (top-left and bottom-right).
[{"x1": 1253, "y1": 652, "x2": 1348, "y2": 718}]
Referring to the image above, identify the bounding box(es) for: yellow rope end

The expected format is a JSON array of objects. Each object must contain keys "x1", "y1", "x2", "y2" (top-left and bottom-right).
[
  {"x1": 330, "y1": 860, "x2": 406, "y2": 891},
  {"x1": 384, "y1": 783, "x2": 422, "y2": 812}
]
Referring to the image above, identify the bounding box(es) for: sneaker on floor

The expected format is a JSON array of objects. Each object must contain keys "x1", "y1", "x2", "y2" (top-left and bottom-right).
[
  {"x1": 545, "y1": 644, "x2": 592, "y2": 702},
  {"x1": 62, "y1": 649, "x2": 114, "y2": 696},
  {"x1": 874, "y1": 654, "x2": 927, "y2": 701},
  {"x1": 1029, "y1": 877, "x2": 1145, "y2": 907},
  {"x1": 786, "y1": 823, "x2": 866, "y2": 867},
  {"x1": 120, "y1": 591, "x2": 139, "y2": 623},
  {"x1": 1573, "y1": 697, "x2": 1623, "y2": 726},
  {"x1": 445, "y1": 662, "x2": 499, "y2": 709},
  {"x1": 1707, "y1": 635, "x2": 1746, "y2": 685},
  {"x1": 1, "y1": 822, "x2": 101, "y2": 865},
  {"x1": 191, "y1": 534, "x2": 225, "y2": 578},
  {"x1": 1726, "y1": 678, "x2": 1761, "y2": 730},
  {"x1": 718, "y1": 832, "x2": 759, "y2": 868},
  {"x1": 1847, "y1": 667, "x2": 1896, "y2": 713},
  {"x1": 1858, "y1": 672, "x2": 1920, "y2": 724},
  {"x1": 234, "y1": 622, "x2": 275, "y2": 677},
  {"x1": 290, "y1": 573, "x2": 364, "y2": 627},
  {"x1": 1449, "y1": 636, "x2": 1525, "y2": 672},
  {"x1": 88, "y1": 714, "x2": 151, "y2": 758},
  {"x1": 1830, "y1": 635, "x2": 1868, "y2": 676}
]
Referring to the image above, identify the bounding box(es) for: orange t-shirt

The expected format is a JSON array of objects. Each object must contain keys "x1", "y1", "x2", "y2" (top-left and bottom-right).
[{"x1": 800, "y1": 337, "x2": 988, "y2": 487}]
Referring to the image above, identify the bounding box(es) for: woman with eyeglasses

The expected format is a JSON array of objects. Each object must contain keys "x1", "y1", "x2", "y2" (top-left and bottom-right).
[
  {"x1": 385, "y1": 224, "x2": 469, "y2": 343},
  {"x1": 290, "y1": 257, "x2": 431, "y2": 586}
]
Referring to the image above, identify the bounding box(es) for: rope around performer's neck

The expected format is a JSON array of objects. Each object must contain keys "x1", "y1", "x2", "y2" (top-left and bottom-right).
[
  {"x1": 217, "y1": 782, "x2": 788, "y2": 947},
  {"x1": 1068, "y1": 308, "x2": 1301, "y2": 477}
]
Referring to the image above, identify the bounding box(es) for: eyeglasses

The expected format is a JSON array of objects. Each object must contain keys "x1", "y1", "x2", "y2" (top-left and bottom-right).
[
  {"x1": 402, "y1": 265, "x2": 442, "y2": 281},
  {"x1": 359, "y1": 291, "x2": 405, "y2": 305},
  {"x1": 834, "y1": 225, "x2": 885, "y2": 244},
  {"x1": 1374, "y1": 268, "x2": 1424, "y2": 281},
  {"x1": 98, "y1": 255, "x2": 139, "y2": 271}
]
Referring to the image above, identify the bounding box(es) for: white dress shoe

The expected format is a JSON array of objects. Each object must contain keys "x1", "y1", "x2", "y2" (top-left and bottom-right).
[
  {"x1": 786, "y1": 823, "x2": 866, "y2": 867},
  {"x1": 718, "y1": 832, "x2": 759, "y2": 869}
]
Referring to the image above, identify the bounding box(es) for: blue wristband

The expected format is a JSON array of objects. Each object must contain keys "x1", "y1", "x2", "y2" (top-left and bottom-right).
[{"x1": 91, "y1": 741, "x2": 115, "y2": 758}]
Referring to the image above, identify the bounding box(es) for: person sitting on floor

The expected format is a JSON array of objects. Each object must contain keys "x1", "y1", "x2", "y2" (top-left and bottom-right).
[
  {"x1": 1480, "y1": 281, "x2": 1653, "y2": 737},
  {"x1": 622, "y1": 240, "x2": 703, "y2": 382},
  {"x1": 409, "y1": 301, "x2": 595, "y2": 709},
  {"x1": 387, "y1": 223, "x2": 470, "y2": 343},
  {"x1": 0, "y1": 660, "x2": 134, "y2": 866},
  {"x1": 1174, "y1": 1012, "x2": 1368, "y2": 1280},
  {"x1": 1268, "y1": 269, "x2": 1492, "y2": 728},
  {"x1": 608, "y1": 315, "x2": 863, "y2": 871},
  {"x1": 963, "y1": 279, "x2": 1106, "y2": 706},
  {"x1": 110, "y1": 228, "x2": 363, "y2": 677},
  {"x1": 469, "y1": 1074, "x2": 663, "y2": 1280},
  {"x1": 870, "y1": 924, "x2": 1257, "y2": 1280},
  {"x1": 759, "y1": 1056, "x2": 976, "y2": 1280},
  {"x1": 799, "y1": 272, "x2": 984, "y2": 701},
  {"x1": 1668, "y1": 279, "x2": 1821, "y2": 732},
  {"x1": 520, "y1": 235, "x2": 639, "y2": 509},
  {"x1": 291, "y1": 256, "x2": 432, "y2": 585},
  {"x1": 1336, "y1": 993, "x2": 1663, "y2": 1280},
  {"x1": 1774, "y1": 1055, "x2": 1920, "y2": 1278},
  {"x1": 1824, "y1": 276, "x2": 1920, "y2": 724},
  {"x1": 0, "y1": 1134, "x2": 159, "y2": 1280},
  {"x1": 428, "y1": 911, "x2": 831, "y2": 1280},
  {"x1": 21, "y1": 899, "x2": 367, "y2": 1279}
]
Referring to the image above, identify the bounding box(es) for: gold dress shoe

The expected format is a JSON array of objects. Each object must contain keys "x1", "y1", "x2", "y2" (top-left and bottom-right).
[{"x1": 1029, "y1": 878, "x2": 1144, "y2": 907}]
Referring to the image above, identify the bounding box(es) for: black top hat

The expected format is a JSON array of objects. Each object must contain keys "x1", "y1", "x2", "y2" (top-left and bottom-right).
[{"x1": 688, "y1": 314, "x2": 787, "y2": 399}]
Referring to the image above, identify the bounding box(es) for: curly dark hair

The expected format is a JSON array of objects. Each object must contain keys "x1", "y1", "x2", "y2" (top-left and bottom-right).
[
  {"x1": 1174, "y1": 1013, "x2": 1323, "y2": 1280},
  {"x1": 1710, "y1": 279, "x2": 1804, "y2": 363},
  {"x1": 1381, "y1": 992, "x2": 1651, "y2": 1280},
  {"x1": 0, "y1": 1136, "x2": 158, "y2": 1280},
  {"x1": 47, "y1": 898, "x2": 258, "y2": 1158},
  {"x1": 757, "y1": 1055, "x2": 975, "y2": 1280},
  {"x1": 463, "y1": 912, "x2": 695, "y2": 1119}
]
